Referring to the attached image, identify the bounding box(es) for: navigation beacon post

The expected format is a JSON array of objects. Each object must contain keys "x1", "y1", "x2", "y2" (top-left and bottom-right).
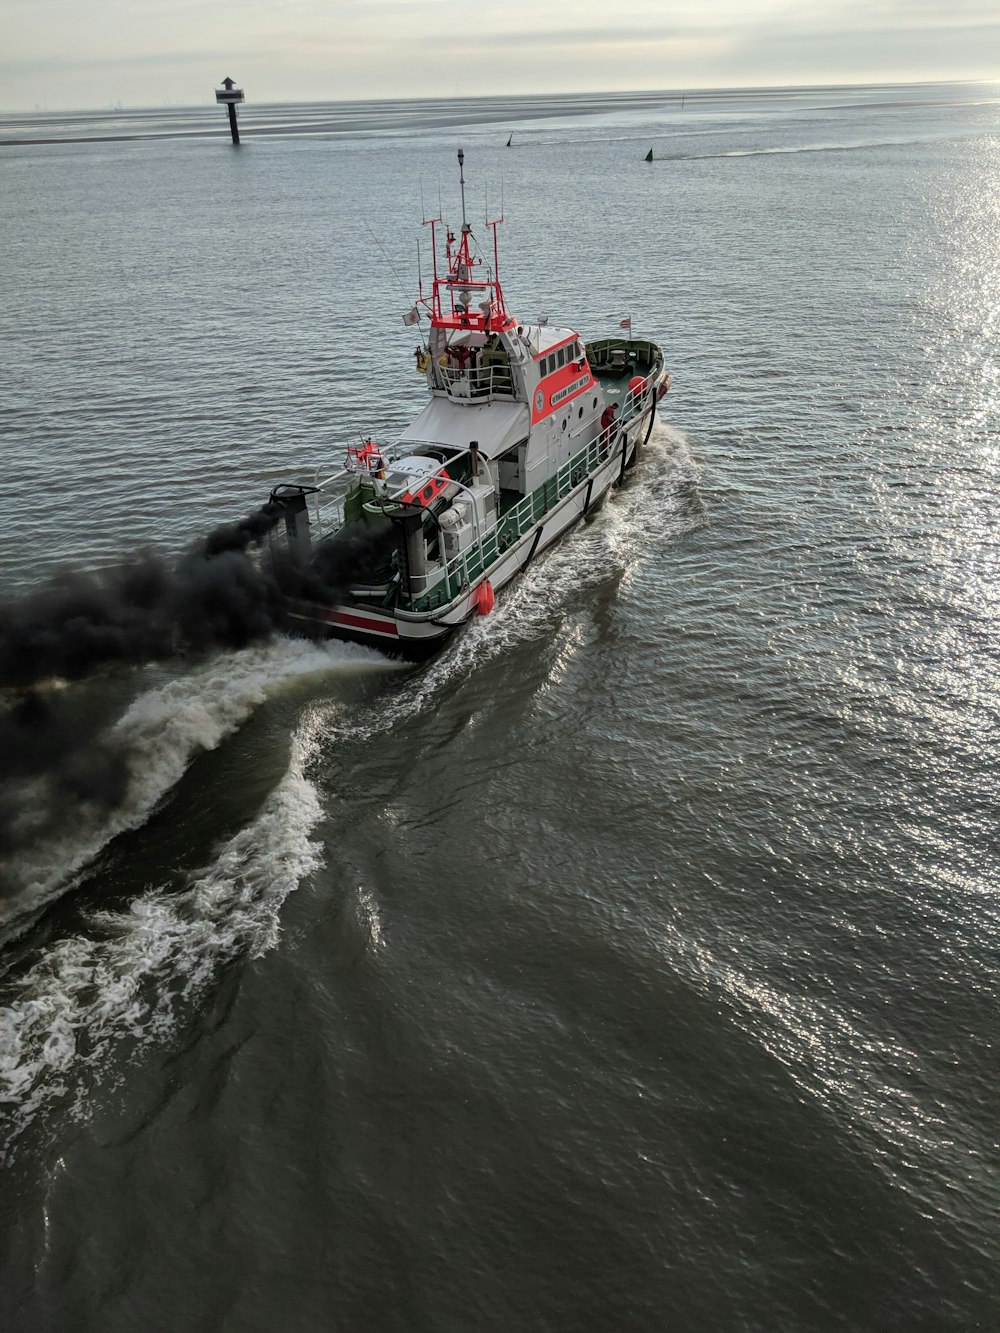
[{"x1": 215, "y1": 77, "x2": 245, "y2": 145}]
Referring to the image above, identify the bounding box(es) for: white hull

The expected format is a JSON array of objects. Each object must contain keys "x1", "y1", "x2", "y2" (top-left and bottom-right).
[
  {"x1": 264, "y1": 157, "x2": 670, "y2": 660},
  {"x1": 286, "y1": 411, "x2": 650, "y2": 656}
]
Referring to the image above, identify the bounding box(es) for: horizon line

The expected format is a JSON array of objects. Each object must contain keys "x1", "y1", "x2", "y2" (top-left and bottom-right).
[{"x1": 2, "y1": 76, "x2": 998, "y2": 118}]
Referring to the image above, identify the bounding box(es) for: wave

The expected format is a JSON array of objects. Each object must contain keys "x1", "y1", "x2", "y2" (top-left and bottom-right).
[
  {"x1": 0, "y1": 707, "x2": 328, "y2": 1160},
  {"x1": 0, "y1": 425, "x2": 701, "y2": 1156},
  {"x1": 649, "y1": 137, "x2": 949, "y2": 162},
  {"x1": 0, "y1": 638, "x2": 395, "y2": 940}
]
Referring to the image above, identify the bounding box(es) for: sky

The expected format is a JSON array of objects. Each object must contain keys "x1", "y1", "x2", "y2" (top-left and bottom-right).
[{"x1": 1, "y1": 0, "x2": 998, "y2": 111}]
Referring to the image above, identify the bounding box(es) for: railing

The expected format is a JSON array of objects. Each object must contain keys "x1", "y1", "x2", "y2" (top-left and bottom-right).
[
  {"x1": 286, "y1": 377, "x2": 656, "y2": 611},
  {"x1": 410, "y1": 432, "x2": 609, "y2": 611},
  {"x1": 408, "y1": 378, "x2": 657, "y2": 611},
  {"x1": 307, "y1": 485, "x2": 347, "y2": 541},
  {"x1": 433, "y1": 360, "x2": 516, "y2": 401}
]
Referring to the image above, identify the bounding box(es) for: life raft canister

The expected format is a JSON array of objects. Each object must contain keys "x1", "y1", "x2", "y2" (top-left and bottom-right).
[
  {"x1": 401, "y1": 468, "x2": 451, "y2": 508},
  {"x1": 476, "y1": 580, "x2": 495, "y2": 615}
]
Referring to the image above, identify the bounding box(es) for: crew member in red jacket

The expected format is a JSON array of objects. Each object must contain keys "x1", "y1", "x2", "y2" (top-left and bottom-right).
[{"x1": 600, "y1": 402, "x2": 618, "y2": 451}]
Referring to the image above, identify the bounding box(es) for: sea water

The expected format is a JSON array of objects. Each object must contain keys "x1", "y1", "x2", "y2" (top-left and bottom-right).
[{"x1": 0, "y1": 84, "x2": 997, "y2": 1331}]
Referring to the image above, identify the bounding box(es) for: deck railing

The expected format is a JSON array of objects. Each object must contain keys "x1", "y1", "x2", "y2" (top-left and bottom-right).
[
  {"x1": 285, "y1": 378, "x2": 654, "y2": 611},
  {"x1": 408, "y1": 380, "x2": 654, "y2": 609},
  {"x1": 433, "y1": 361, "x2": 516, "y2": 401},
  {"x1": 410, "y1": 432, "x2": 608, "y2": 610}
]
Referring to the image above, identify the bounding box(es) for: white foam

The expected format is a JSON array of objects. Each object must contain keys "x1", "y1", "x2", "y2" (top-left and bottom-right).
[
  {"x1": 1, "y1": 637, "x2": 393, "y2": 935},
  {"x1": 0, "y1": 706, "x2": 329, "y2": 1158},
  {"x1": 0, "y1": 428, "x2": 703, "y2": 1155},
  {"x1": 354, "y1": 886, "x2": 384, "y2": 952},
  {"x1": 457, "y1": 420, "x2": 703, "y2": 657}
]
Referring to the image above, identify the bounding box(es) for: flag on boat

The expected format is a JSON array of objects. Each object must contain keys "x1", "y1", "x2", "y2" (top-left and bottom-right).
[
  {"x1": 619, "y1": 316, "x2": 632, "y2": 330},
  {"x1": 402, "y1": 306, "x2": 420, "y2": 327}
]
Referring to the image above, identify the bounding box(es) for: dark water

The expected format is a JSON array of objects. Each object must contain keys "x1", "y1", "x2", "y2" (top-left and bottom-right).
[{"x1": 1, "y1": 85, "x2": 998, "y2": 1331}]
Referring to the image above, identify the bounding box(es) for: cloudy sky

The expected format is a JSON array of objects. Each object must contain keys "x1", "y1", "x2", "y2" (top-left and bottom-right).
[{"x1": 2, "y1": 0, "x2": 998, "y2": 110}]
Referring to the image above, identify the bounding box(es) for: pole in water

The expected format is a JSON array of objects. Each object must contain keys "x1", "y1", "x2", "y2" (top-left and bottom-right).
[{"x1": 215, "y1": 76, "x2": 245, "y2": 145}]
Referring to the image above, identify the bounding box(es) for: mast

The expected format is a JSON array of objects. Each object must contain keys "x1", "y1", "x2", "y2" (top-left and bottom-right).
[
  {"x1": 417, "y1": 149, "x2": 516, "y2": 335},
  {"x1": 457, "y1": 147, "x2": 469, "y2": 236}
]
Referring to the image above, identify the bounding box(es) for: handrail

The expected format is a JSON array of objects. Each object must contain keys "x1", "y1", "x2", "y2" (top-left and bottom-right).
[
  {"x1": 411, "y1": 431, "x2": 611, "y2": 609},
  {"x1": 434, "y1": 361, "x2": 516, "y2": 402},
  {"x1": 421, "y1": 382, "x2": 657, "y2": 608},
  {"x1": 290, "y1": 380, "x2": 656, "y2": 606}
]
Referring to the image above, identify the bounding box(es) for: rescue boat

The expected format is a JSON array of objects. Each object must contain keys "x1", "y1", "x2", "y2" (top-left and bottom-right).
[{"x1": 265, "y1": 149, "x2": 671, "y2": 657}]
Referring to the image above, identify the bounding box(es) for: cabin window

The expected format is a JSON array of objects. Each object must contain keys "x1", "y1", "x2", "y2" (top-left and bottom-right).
[{"x1": 556, "y1": 347, "x2": 566, "y2": 368}]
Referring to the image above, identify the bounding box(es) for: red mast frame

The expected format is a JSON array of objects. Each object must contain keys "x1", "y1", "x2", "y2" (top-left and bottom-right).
[{"x1": 418, "y1": 150, "x2": 517, "y2": 336}]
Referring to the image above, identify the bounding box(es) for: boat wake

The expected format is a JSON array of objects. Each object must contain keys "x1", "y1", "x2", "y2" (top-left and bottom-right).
[
  {"x1": 477, "y1": 418, "x2": 704, "y2": 620},
  {"x1": 0, "y1": 638, "x2": 393, "y2": 941},
  {"x1": 0, "y1": 423, "x2": 700, "y2": 1157},
  {"x1": 649, "y1": 137, "x2": 955, "y2": 162},
  {"x1": 0, "y1": 707, "x2": 328, "y2": 1161}
]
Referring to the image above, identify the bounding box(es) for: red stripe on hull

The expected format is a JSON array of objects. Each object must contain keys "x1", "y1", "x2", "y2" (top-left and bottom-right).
[
  {"x1": 291, "y1": 605, "x2": 400, "y2": 637},
  {"x1": 333, "y1": 611, "x2": 399, "y2": 636}
]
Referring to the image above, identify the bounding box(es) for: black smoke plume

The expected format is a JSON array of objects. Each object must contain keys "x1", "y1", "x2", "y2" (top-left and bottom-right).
[
  {"x1": 0, "y1": 504, "x2": 290, "y2": 690},
  {"x1": 0, "y1": 502, "x2": 398, "y2": 905},
  {"x1": 0, "y1": 688, "x2": 131, "y2": 860},
  {"x1": 0, "y1": 501, "x2": 400, "y2": 691}
]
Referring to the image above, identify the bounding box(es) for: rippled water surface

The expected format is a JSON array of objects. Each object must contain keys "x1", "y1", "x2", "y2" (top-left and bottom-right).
[{"x1": 1, "y1": 84, "x2": 998, "y2": 1332}]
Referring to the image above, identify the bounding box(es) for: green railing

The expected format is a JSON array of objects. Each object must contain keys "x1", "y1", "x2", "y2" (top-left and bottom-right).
[{"x1": 410, "y1": 432, "x2": 608, "y2": 612}]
